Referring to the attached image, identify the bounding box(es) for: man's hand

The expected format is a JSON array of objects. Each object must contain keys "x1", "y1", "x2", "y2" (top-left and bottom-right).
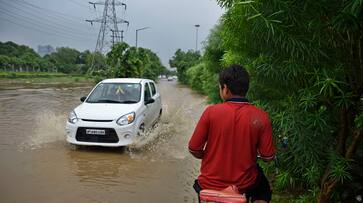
[{"x1": 189, "y1": 148, "x2": 204, "y2": 159}]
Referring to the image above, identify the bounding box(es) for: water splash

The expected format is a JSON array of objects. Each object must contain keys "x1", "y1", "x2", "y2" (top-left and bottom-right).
[
  {"x1": 19, "y1": 111, "x2": 66, "y2": 150},
  {"x1": 126, "y1": 102, "x2": 194, "y2": 161}
]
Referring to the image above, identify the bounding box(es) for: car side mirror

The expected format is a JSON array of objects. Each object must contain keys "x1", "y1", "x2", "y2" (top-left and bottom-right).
[
  {"x1": 80, "y1": 96, "x2": 87, "y2": 102},
  {"x1": 145, "y1": 98, "x2": 155, "y2": 105}
]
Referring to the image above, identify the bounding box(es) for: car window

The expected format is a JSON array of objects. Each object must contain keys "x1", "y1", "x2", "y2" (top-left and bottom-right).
[
  {"x1": 86, "y1": 83, "x2": 141, "y2": 103},
  {"x1": 89, "y1": 83, "x2": 105, "y2": 99},
  {"x1": 144, "y1": 83, "x2": 151, "y2": 102},
  {"x1": 150, "y1": 82, "x2": 156, "y2": 96}
]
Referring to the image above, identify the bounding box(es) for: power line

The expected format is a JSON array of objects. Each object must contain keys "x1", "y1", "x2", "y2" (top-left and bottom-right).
[
  {"x1": 1, "y1": 1, "x2": 98, "y2": 36},
  {"x1": 0, "y1": 17, "x2": 93, "y2": 42},
  {"x1": 11, "y1": 0, "x2": 98, "y2": 30},
  {"x1": 7, "y1": 0, "x2": 92, "y2": 27},
  {"x1": 67, "y1": 0, "x2": 91, "y2": 9},
  {"x1": 0, "y1": 7, "x2": 96, "y2": 41}
]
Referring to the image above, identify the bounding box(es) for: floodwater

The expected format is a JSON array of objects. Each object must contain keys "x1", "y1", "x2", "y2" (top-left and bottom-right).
[{"x1": 0, "y1": 80, "x2": 207, "y2": 203}]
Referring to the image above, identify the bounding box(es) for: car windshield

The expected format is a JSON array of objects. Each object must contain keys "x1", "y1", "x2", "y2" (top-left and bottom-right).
[{"x1": 86, "y1": 83, "x2": 141, "y2": 103}]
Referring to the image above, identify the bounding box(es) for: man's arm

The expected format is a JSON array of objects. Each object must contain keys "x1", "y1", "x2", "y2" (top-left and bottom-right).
[
  {"x1": 188, "y1": 107, "x2": 210, "y2": 159},
  {"x1": 258, "y1": 114, "x2": 276, "y2": 162},
  {"x1": 188, "y1": 148, "x2": 204, "y2": 159}
]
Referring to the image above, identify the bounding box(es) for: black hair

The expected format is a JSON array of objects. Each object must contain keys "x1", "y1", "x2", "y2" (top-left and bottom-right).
[{"x1": 219, "y1": 64, "x2": 249, "y2": 97}]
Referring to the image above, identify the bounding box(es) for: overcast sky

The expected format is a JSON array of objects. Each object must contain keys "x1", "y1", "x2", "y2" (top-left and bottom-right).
[{"x1": 0, "y1": 0, "x2": 223, "y2": 67}]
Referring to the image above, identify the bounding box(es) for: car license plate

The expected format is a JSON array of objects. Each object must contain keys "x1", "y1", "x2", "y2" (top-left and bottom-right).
[{"x1": 86, "y1": 129, "x2": 106, "y2": 135}]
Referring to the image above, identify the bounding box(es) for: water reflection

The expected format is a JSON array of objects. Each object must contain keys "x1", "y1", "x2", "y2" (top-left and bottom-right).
[{"x1": 67, "y1": 147, "x2": 130, "y2": 186}]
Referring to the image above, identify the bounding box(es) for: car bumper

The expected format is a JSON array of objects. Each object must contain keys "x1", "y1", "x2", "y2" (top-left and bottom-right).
[{"x1": 65, "y1": 120, "x2": 138, "y2": 147}]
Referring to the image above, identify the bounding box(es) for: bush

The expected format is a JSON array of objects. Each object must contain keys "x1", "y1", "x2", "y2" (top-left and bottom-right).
[{"x1": 186, "y1": 63, "x2": 205, "y2": 93}]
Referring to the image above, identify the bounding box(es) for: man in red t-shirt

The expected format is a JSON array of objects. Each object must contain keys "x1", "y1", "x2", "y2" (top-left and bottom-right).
[{"x1": 188, "y1": 64, "x2": 276, "y2": 203}]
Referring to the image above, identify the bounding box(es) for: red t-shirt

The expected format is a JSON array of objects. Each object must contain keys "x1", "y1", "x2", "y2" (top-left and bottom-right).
[{"x1": 188, "y1": 99, "x2": 275, "y2": 191}]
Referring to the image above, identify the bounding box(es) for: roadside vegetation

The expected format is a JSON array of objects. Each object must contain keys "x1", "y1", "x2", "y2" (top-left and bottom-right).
[
  {"x1": 92, "y1": 42, "x2": 168, "y2": 83},
  {"x1": 0, "y1": 71, "x2": 66, "y2": 78},
  {"x1": 170, "y1": 0, "x2": 363, "y2": 202},
  {"x1": 0, "y1": 41, "x2": 168, "y2": 84}
]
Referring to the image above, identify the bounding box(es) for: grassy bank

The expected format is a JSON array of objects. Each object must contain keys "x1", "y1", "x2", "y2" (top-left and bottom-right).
[
  {"x1": 0, "y1": 72, "x2": 94, "y2": 89},
  {"x1": 0, "y1": 71, "x2": 68, "y2": 78}
]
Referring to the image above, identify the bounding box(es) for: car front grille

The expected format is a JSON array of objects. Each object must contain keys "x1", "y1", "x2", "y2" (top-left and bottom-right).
[
  {"x1": 81, "y1": 119, "x2": 113, "y2": 122},
  {"x1": 75, "y1": 127, "x2": 119, "y2": 143}
]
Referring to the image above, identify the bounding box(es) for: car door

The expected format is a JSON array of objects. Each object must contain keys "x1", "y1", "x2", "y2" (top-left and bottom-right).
[
  {"x1": 149, "y1": 81, "x2": 161, "y2": 123},
  {"x1": 143, "y1": 82, "x2": 153, "y2": 128}
]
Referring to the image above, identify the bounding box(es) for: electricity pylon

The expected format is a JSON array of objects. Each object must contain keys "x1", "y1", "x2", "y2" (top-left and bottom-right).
[{"x1": 86, "y1": 0, "x2": 129, "y2": 71}]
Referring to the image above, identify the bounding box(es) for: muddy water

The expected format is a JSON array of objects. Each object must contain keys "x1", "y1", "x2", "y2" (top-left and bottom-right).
[{"x1": 0, "y1": 80, "x2": 207, "y2": 203}]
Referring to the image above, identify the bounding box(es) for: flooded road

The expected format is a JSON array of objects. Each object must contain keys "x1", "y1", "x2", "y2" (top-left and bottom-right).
[{"x1": 0, "y1": 80, "x2": 207, "y2": 203}]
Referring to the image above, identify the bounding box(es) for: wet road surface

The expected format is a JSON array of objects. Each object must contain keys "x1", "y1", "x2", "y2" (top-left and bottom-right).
[{"x1": 0, "y1": 80, "x2": 207, "y2": 203}]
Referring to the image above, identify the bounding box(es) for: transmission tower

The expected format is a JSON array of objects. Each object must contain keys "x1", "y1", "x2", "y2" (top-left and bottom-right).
[
  {"x1": 111, "y1": 29, "x2": 125, "y2": 43},
  {"x1": 86, "y1": 0, "x2": 129, "y2": 54}
]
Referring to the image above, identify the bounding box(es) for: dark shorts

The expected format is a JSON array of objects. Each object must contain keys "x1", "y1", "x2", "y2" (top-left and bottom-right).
[{"x1": 193, "y1": 166, "x2": 272, "y2": 203}]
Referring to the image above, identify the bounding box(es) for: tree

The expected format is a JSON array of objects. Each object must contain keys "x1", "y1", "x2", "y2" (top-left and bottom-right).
[
  {"x1": 47, "y1": 47, "x2": 81, "y2": 73},
  {"x1": 84, "y1": 51, "x2": 106, "y2": 74},
  {"x1": 0, "y1": 41, "x2": 39, "y2": 58},
  {"x1": 0, "y1": 55, "x2": 10, "y2": 71},
  {"x1": 169, "y1": 49, "x2": 201, "y2": 84},
  {"x1": 106, "y1": 42, "x2": 166, "y2": 80},
  {"x1": 213, "y1": 0, "x2": 363, "y2": 202}
]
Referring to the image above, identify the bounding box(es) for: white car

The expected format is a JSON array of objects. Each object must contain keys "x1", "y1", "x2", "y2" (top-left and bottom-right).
[{"x1": 65, "y1": 78, "x2": 162, "y2": 147}]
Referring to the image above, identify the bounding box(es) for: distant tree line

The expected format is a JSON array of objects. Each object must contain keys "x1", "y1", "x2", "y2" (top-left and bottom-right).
[
  {"x1": 170, "y1": 0, "x2": 363, "y2": 202},
  {"x1": 0, "y1": 41, "x2": 168, "y2": 81},
  {"x1": 0, "y1": 41, "x2": 101, "y2": 74}
]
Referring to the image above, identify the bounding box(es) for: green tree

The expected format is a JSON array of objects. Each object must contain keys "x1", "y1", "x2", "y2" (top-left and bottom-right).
[
  {"x1": 107, "y1": 42, "x2": 138, "y2": 78},
  {"x1": 47, "y1": 47, "x2": 81, "y2": 73},
  {"x1": 0, "y1": 55, "x2": 10, "y2": 71},
  {"x1": 0, "y1": 41, "x2": 39, "y2": 58},
  {"x1": 181, "y1": 24, "x2": 225, "y2": 103},
  {"x1": 0, "y1": 41, "x2": 45, "y2": 72},
  {"x1": 106, "y1": 42, "x2": 166, "y2": 81},
  {"x1": 86, "y1": 52, "x2": 106, "y2": 73},
  {"x1": 169, "y1": 49, "x2": 201, "y2": 84},
  {"x1": 211, "y1": 0, "x2": 363, "y2": 202}
]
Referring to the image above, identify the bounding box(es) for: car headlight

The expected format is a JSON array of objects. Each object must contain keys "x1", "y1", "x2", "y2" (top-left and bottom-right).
[
  {"x1": 68, "y1": 110, "x2": 79, "y2": 124},
  {"x1": 116, "y1": 112, "x2": 135, "y2": 126}
]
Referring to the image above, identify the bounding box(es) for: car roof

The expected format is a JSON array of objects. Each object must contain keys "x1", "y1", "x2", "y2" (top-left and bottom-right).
[{"x1": 101, "y1": 78, "x2": 154, "y2": 84}]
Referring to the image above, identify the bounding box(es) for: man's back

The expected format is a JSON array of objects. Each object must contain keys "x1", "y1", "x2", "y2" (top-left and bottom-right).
[{"x1": 189, "y1": 99, "x2": 275, "y2": 191}]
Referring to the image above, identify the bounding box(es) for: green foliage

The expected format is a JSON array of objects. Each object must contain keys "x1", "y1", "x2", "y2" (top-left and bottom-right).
[
  {"x1": 46, "y1": 47, "x2": 81, "y2": 74},
  {"x1": 169, "y1": 24, "x2": 224, "y2": 103},
  {"x1": 0, "y1": 71, "x2": 66, "y2": 78},
  {"x1": 294, "y1": 187, "x2": 319, "y2": 203},
  {"x1": 86, "y1": 52, "x2": 106, "y2": 73},
  {"x1": 328, "y1": 152, "x2": 353, "y2": 183},
  {"x1": 274, "y1": 170, "x2": 296, "y2": 191},
  {"x1": 0, "y1": 41, "x2": 44, "y2": 72},
  {"x1": 0, "y1": 41, "x2": 39, "y2": 58},
  {"x1": 0, "y1": 41, "x2": 165, "y2": 80},
  {"x1": 173, "y1": 0, "x2": 363, "y2": 201},
  {"x1": 104, "y1": 42, "x2": 166, "y2": 81},
  {"x1": 201, "y1": 69, "x2": 222, "y2": 103},
  {"x1": 186, "y1": 63, "x2": 205, "y2": 93},
  {"x1": 169, "y1": 49, "x2": 201, "y2": 84},
  {"x1": 203, "y1": 23, "x2": 225, "y2": 73},
  {"x1": 0, "y1": 41, "x2": 97, "y2": 74},
  {"x1": 184, "y1": 63, "x2": 222, "y2": 103}
]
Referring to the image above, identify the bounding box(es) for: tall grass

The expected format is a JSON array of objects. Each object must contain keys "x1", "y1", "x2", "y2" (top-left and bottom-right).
[{"x1": 0, "y1": 72, "x2": 67, "y2": 79}]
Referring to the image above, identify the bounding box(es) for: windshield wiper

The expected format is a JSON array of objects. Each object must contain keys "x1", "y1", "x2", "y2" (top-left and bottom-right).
[
  {"x1": 119, "y1": 100, "x2": 138, "y2": 104},
  {"x1": 93, "y1": 99, "x2": 123, "y2": 103}
]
